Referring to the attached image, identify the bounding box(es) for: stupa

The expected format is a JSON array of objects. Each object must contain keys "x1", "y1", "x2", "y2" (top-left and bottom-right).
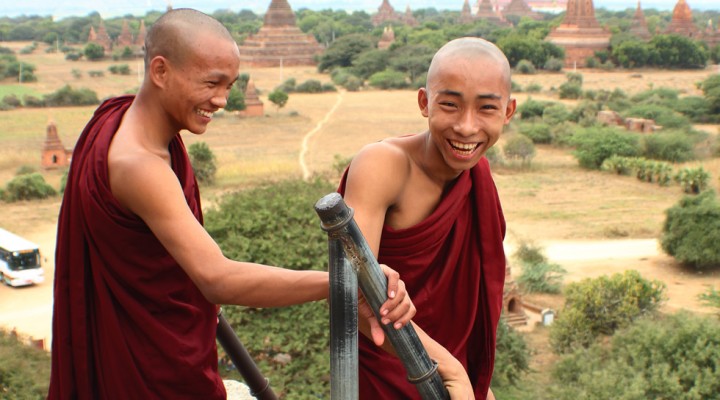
[
  {"x1": 241, "y1": 80, "x2": 264, "y2": 117},
  {"x1": 237, "y1": 0, "x2": 324, "y2": 67},
  {"x1": 459, "y1": 0, "x2": 475, "y2": 24},
  {"x1": 475, "y1": 0, "x2": 510, "y2": 26},
  {"x1": 378, "y1": 25, "x2": 396, "y2": 50},
  {"x1": 664, "y1": 0, "x2": 699, "y2": 38},
  {"x1": 629, "y1": 1, "x2": 651, "y2": 41},
  {"x1": 401, "y1": 5, "x2": 418, "y2": 27},
  {"x1": 503, "y1": 0, "x2": 542, "y2": 21},
  {"x1": 372, "y1": 0, "x2": 399, "y2": 26},
  {"x1": 116, "y1": 20, "x2": 134, "y2": 48},
  {"x1": 545, "y1": 0, "x2": 611, "y2": 68},
  {"x1": 90, "y1": 20, "x2": 113, "y2": 52},
  {"x1": 41, "y1": 120, "x2": 71, "y2": 169},
  {"x1": 135, "y1": 20, "x2": 147, "y2": 48}
]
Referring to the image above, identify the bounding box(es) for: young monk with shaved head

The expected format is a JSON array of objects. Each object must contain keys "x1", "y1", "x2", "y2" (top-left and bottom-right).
[
  {"x1": 339, "y1": 37, "x2": 516, "y2": 399},
  {"x1": 48, "y1": 9, "x2": 414, "y2": 399}
]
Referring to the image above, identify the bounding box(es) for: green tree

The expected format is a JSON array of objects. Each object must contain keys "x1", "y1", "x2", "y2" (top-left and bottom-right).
[
  {"x1": 701, "y1": 74, "x2": 720, "y2": 115},
  {"x1": 570, "y1": 126, "x2": 640, "y2": 169},
  {"x1": 317, "y1": 33, "x2": 373, "y2": 72},
  {"x1": 612, "y1": 40, "x2": 649, "y2": 68},
  {"x1": 0, "y1": 328, "x2": 51, "y2": 398},
  {"x1": 83, "y1": 42, "x2": 105, "y2": 61},
  {"x1": 661, "y1": 190, "x2": 720, "y2": 269},
  {"x1": 351, "y1": 49, "x2": 389, "y2": 80},
  {"x1": 491, "y1": 318, "x2": 531, "y2": 388},
  {"x1": 224, "y1": 85, "x2": 246, "y2": 112},
  {"x1": 268, "y1": 89, "x2": 289, "y2": 113},
  {"x1": 2, "y1": 173, "x2": 56, "y2": 202},
  {"x1": 503, "y1": 134, "x2": 536, "y2": 167},
  {"x1": 648, "y1": 34, "x2": 708, "y2": 69},
  {"x1": 549, "y1": 312, "x2": 720, "y2": 399},
  {"x1": 187, "y1": 142, "x2": 217, "y2": 184},
  {"x1": 550, "y1": 270, "x2": 665, "y2": 353},
  {"x1": 368, "y1": 69, "x2": 407, "y2": 89}
]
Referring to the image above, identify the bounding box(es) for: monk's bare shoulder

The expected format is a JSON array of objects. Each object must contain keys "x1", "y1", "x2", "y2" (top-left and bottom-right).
[{"x1": 346, "y1": 138, "x2": 414, "y2": 205}]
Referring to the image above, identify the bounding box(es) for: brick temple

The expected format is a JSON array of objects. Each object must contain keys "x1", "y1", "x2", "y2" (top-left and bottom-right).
[
  {"x1": 41, "y1": 120, "x2": 72, "y2": 169},
  {"x1": 372, "y1": 1, "x2": 418, "y2": 26},
  {"x1": 475, "y1": 0, "x2": 510, "y2": 26},
  {"x1": 503, "y1": 0, "x2": 542, "y2": 21},
  {"x1": 664, "y1": 0, "x2": 700, "y2": 38},
  {"x1": 545, "y1": 0, "x2": 611, "y2": 68},
  {"x1": 237, "y1": 0, "x2": 324, "y2": 67},
  {"x1": 629, "y1": 1, "x2": 652, "y2": 41}
]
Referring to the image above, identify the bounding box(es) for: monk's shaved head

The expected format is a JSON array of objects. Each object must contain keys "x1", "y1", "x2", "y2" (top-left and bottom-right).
[
  {"x1": 144, "y1": 8, "x2": 236, "y2": 69},
  {"x1": 427, "y1": 37, "x2": 512, "y2": 95}
]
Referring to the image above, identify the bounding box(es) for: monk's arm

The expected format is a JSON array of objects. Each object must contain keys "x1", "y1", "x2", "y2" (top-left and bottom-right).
[
  {"x1": 344, "y1": 144, "x2": 473, "y2": 398},
  {"x1": 110, "y1": 154, "x2": 328, "y2": 306}
]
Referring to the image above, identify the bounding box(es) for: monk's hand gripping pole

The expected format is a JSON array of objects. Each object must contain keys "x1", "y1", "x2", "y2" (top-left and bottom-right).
[{"x1": 315, "y1": 193, "x2": 450, "y2": 400}]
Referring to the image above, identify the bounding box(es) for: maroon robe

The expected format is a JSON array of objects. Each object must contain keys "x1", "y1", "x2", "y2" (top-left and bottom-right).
[
  {"x1": 48, "y1": 96, "x2": 225, "y2": 399},
  {"x1": 339, "y1": 157, "x2": 506, "y2": 400}
]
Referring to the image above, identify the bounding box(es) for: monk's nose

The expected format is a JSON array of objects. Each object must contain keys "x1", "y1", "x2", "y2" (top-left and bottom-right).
[{"x1": 454, "y1": 110, "x2": 479, "y2": 136}]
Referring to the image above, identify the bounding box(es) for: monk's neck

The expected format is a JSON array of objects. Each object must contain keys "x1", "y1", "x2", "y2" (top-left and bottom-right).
[{"x1": 126, "y1": 94, "x2": 180, "y2": 151}]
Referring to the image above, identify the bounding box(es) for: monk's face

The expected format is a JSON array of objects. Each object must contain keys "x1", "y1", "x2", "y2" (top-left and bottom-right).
[
  {"x1": 164, "y1": 32, "x2": 240, "y2": 134},
  {"x1": 418, "y1": 53, "x2": 515, "y2": 173}
]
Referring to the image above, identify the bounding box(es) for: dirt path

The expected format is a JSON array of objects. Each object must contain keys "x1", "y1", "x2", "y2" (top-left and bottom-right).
[{"x1": 299, "y1": 89, "x2": 345, "y2": 179}]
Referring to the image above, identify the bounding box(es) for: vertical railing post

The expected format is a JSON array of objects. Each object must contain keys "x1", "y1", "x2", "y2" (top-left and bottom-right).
[
  {"x1": 315, "y1": 193, "x2": 449, "y2": 400},
  {"x1": 327, "y1": 238, "x2": 359, "y2": 399}
]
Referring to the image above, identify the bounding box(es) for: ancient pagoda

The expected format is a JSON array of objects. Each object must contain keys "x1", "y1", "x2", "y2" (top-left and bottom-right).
[
  {"x1": 41, "y1": 120, "x2": 71, "y2": 169},
  {"x1": 116, "y1": 20, "x2": 134, "y2": 47},
  {"x1": 89, "y1": 20, "x2": 113, "y2": 52},
  {"x1": 241, "y1": 80, "x2": 264, "y2": 117},
  {"x1": 459, "y1": 0, "x2": 475, "y2": 24},
  {"x1": 378, "y1": 25, "x2": 396, "y2": 50},
  {"x1": 237, "y1": 0, "x2": 324, "y2": 67},
  {"x1": 628, "y1": 1, "x2": 651, "y2": 41},
  {"x1": 545, "y1": 0, "x2": 611, "y2": 68},
  {"x1": 373, "y1": 0, "x2": 399, "y2": 26},
  {"x1": 702, "y1": 19, "x2": 720, "y2": 48},
  {"x1": 401, "y1": 5, "x2": 418, "y2": 27},
  {"x1": 503, "y1": 0, "x2": 542, "y2": 21},
  {"x1": 664, "y1": 0, "x2": 699, "y2": 38},
  {"x1": 135, "y1": 20, "x2": 147, "y2": 48},
  {"x1": 475, "y1": 0, "x2": 509, "y2": 26}
]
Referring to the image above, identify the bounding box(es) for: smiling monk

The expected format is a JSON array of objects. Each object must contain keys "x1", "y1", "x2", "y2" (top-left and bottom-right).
[
  {"x1": 339, "y1": 37, "x2": 516, "y2": 399},
  {"x1": 48, "y1": 8, "x2": 415, "y2": 399}
]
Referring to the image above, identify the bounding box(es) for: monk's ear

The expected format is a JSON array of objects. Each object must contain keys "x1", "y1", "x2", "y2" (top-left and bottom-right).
[
  {"x1": 418, "y1": 88, "x2": 429, "y2": 118},
  {"x1": 504, "y1": 97, "x2": 517, "y2": 125},
  {"x1": 148, "y1": 56, "x2": 170, "y2": 89}
]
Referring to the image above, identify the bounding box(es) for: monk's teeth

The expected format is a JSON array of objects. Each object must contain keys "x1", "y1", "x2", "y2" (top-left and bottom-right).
[
  {"x1": 196, "y1": 109, "x2": 213, "y2": 118},
  {"x1": 449, "y1": 140, "x2": 478, "y2": 151}
]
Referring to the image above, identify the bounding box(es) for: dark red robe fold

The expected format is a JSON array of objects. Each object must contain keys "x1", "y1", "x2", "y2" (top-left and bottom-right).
[
  {"x1": 339, "y1": 157, "x2": 506, "y2": 400},
  {"x1": 48, "y1": 95, "x2": 224, "y2": 399}
]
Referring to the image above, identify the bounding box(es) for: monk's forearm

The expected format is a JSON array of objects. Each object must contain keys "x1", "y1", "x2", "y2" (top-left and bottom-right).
[{"x1": 203, "y1": 261, "x2": 328, "y2": 306}]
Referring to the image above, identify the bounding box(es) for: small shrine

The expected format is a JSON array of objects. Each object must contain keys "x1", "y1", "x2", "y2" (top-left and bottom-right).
[
  {"x1": 241, "y1": 80, "x2": 264, "y2": 117},
  {"x1": 503, "y1": 264, "x2": 529, "y2": 327},
  {"x1": 628, "y1": 1, "x2": 652, "y2": 41},
  {"x1": 378, "y1": 26, "x2": 396, "y2": 50},
  {"x1": 237, "y1": 0, "x2": 324, "y2": 67},
  {"x1": 664, "y1": 0, "x2": 700, "y2": 38},
  {"x1": 41, "y1": 120, "x2": 72, "y2": 169},
  {"x1": 545, "y1": 0, "x2": 611, "y2": 68}
]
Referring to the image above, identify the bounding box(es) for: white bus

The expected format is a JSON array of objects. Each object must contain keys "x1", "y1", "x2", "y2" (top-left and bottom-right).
[{"x1": 0, "y1": 227, "x2": 45, "y2": 287}]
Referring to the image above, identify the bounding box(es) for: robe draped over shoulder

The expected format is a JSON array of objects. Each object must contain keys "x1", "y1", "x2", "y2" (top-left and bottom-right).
[
  {"x1": 339, "y1": 157, "x2": 506, "y2": 400},
  {"x1": 48, "y1": 95, "x2": 224, "y2": 399}
]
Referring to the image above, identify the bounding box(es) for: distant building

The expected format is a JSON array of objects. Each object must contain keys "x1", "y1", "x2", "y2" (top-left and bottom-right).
[
  {"x1": 545, "y1": 0, "x2": 611, "y2": 68},
  {"x1": 41, "y1": 120, "x2": 72, "y2": 169},
  {"x1": 629, "y1": 1, "x2": 652, "y2": 41},
  {"x1": 237, "y1": 0, "x2": 324, "y2": 67},
  {"x1": 240, "y1": 80, "x2": 264, "y2": 117},
  {"x1": 378, "y1": 25, "x2": 396, "y2": 50},
  {"x1": 664, "y1": 0, "x2": 700, "y2": 38}
]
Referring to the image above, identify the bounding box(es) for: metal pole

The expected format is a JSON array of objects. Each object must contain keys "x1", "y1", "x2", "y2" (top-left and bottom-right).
[
  {"x1": 315, "y1": 193, "x2": 449, "y2": 400},
  {"x1": 327, "y1": 238, "x2": 359, "y2": 399},
  {"x1": 216, "y1": 310, "x2": 278, "y2": 400}
]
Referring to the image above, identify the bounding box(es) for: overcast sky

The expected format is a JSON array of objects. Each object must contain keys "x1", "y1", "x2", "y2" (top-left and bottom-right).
[{"x1": 0, "y1": 0, "x2": 717, "y2": 20}]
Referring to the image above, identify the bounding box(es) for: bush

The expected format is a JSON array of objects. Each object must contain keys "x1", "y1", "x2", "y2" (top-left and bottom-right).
[
  {"x1": 108, "y1": 64, "x2": 131, "y2": 75},
  {"x1": 503, "y1": 135, "x2": 536, "y2": 167},
  {"x1": 295, "y1": 79, "x2": 323, "y2": 93},
  {"x1": 525, "y1": 83, "x2": 542, "y2": 93},
  {"x1": 368, "y1": 69, "x2": 407, "y2": 89},
  {"x1": 674, "y1": 166, "x2": 711, "y2": 194},
  {"x1": 204, "y1": 178, "x2": 336, "y2": 398},
  {"x1": 2, "y1": 94, "x2": 21, "y2": 109},
  {"x1": 225, "y1": 85, "x2": 246, "y2": 112},
  {"x1": 559, "y1": 82, "x2": 582, "y2": 99},
  {"x1": 518, "y1": 122, "x2": 552, "y2": 144},
  {"x1": 549, "y1": 312, "x2": 720, "y2": 399},
  {"x1": 268, "y1": 89, "x2": 289, "y2": 113},
  {"x1": 585, "y1": 57, "x2": 600, "y2": 68},
  {"x1": 625, "y1": 103, "x2": 691, "y2": 130},
  {"x1": 22, "y1": 95, "x2": 44, "y2": 108},
  {"x1": 43, "y1": 85, "x2": 99, "y2": 107},
  {"x1": 2, "y1": 173, "x2": 56, "y2": 202},
  {"x1": 491, "y1": 318, "x2": 531, "y2": 388},
  {"x1": 661, "y1": 190, "x2": 720, "y2": 269},
  {"x1": 516, "y1": 98, "x2": 549, "y2": 120},
  {"x1": 88, "y1": 70, "x2": 104, "y2": 78},
  {"x1": 570, "y1": 126, "x2": 640, "y2": 169},
  {"x1": 642, "y1": 130, "x2": 695, "y2": 162},
  {"x1": 188, "y1": 142, "x2": 217, "y2": 184},
  {"x1": 485, "y1": 146, "x2": 503, "y2": 167},
  {"x1": 83, "y1": 42, "x2": 105, "y2": 60},
  {"x1": 0, "y1": 328, "x2": 52, "y2": 398},
  {"x1": 550, "y1": 270, "x2": 665, "y2": 353},
  {"x1": 65, "y1": 52, "x2": 82, "y2": 61},
  {"x1": 515, "y1": 59, "x2": 536, "y2": 74},
  {"x1": 512, "y1": 240, "x2": 566, "y2": 294},
  {"x1": 543, "y1": 57, "x2": 564, "y2": 72},
  {"x1": 542, "y1": 103, "x2": 570, "y2": 126}
]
